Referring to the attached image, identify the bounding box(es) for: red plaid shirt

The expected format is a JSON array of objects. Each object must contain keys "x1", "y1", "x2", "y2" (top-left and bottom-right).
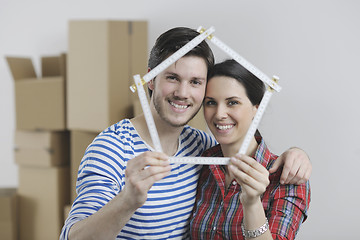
[{"x1": 189, "y1": 137, "x2": 310, "y2": 240}]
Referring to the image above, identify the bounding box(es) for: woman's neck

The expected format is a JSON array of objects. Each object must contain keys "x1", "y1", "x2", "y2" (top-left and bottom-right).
[{"x1": 221, "y1": 137, "x2": 258, "y2": 158}]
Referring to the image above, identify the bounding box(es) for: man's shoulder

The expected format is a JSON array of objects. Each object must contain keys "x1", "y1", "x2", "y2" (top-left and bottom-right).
[
  {"x1": 181, "y1": 125, "x2": 217, "y2": 148},
  {"x1": 101, "y1": 119, "x2": 133, "y2": 133},
  {"x1": 85, "y1": 119, "x2": 145, "y2": 158},
  {"x1": 92, "y1": 119, "x2": 140, "y2": 146},
  {"x1": 182, "y1": 125, "x2": 212, "y2": 139}
]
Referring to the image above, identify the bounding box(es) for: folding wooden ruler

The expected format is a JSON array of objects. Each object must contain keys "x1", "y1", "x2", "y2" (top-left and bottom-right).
[{"x1": 131, "y1": 26, "x2": 281, "y2": 165}]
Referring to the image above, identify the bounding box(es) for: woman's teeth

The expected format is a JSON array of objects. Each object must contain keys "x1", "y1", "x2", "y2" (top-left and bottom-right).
[{"x1": 216, "y1": 124, "x2": 233, "y2": 130}]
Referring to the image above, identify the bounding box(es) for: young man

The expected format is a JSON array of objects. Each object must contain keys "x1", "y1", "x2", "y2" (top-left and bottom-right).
[{"x1": 60, "y1": 27, "x2": 311, "y2": 240}]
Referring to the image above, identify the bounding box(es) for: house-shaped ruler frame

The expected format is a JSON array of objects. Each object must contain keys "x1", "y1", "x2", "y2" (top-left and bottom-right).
[{"x1": 130, "y1": 26, "x2": 282, "y2": 165}]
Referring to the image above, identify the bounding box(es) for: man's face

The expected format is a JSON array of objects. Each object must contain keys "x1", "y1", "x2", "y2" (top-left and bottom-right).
[{"x1": 149, "y1": 56, "x2": 207, "y2": 128}]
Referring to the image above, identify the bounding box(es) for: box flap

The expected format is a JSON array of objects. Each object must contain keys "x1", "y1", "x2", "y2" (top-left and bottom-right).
[
  {"x1": 41, "y1": 54, "x2": 66, "y2": 77},
  {"x1": 6, "y1": 57, "x2": 37, "y2": 80}
]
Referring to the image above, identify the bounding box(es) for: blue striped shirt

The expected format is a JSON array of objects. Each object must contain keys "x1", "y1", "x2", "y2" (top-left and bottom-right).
[{"x1": 60, "y1": 119, "x2": 216, "y2": 239}]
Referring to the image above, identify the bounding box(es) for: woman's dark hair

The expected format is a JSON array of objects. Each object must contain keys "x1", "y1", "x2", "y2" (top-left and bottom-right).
[
  {"x1": 148, "y1": 27, "x2": 215, "y2": 96},
  {"x1": 207, "y1": 59, "x2": 265, "y2": 106}
]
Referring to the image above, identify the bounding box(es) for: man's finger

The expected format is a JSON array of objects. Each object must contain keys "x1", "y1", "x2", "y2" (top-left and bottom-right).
[
  {"x1": 282, "y1": 158, "x2": 301, "y2": 184},
  {"x1": 269, "y1": 155, "x2": 284, "y2": 173},
  {"x1": 127, "y1": 151, "x2": 169, "y2": 174}
]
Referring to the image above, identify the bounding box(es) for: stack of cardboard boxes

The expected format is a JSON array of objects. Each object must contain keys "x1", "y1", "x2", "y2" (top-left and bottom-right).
[
  {"x1": 4, "y1": 20, "x2": 149, "y2": 239},
  {"x1": 6, "y1": 54, "x2": 70, "y2": 240}
]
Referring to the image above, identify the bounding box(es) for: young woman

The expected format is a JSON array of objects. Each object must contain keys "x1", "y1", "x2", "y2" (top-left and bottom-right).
[{"x1": 190, "y1": 59, "x2": 310, "y2": 239}]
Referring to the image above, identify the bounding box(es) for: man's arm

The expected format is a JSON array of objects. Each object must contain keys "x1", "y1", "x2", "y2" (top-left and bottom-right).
[
  {"x1": 269, "y1": 147, "x2": 312, "y2": 185},
  {"x1": 67, "y1": 152, "x2": 171, "y2": 240}
]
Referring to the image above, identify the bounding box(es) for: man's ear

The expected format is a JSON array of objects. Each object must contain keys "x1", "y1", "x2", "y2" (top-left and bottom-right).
[
  {"x1": 148, "y1": 79, "x2": 154, "y2": 91},
  {"x1": 147, "y1": 68, "x2": 154, "y2": 90}
]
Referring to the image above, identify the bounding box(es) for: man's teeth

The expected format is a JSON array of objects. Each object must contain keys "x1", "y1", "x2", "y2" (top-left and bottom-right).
[
  {"x1": 170, "y1": 102, "x2": 188, "y2": 109},
  {"x1": 216, "y1": 124, "x2": 233, "y2": 130}
]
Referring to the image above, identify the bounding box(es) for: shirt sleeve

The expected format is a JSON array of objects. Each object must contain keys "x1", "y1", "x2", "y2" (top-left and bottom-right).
[
  {"x1": 60, "y1": 133, "x2": 126, "y2": 240},
  {"x1": 267, "y1": 180, "x2": 311, "y2": 240}
]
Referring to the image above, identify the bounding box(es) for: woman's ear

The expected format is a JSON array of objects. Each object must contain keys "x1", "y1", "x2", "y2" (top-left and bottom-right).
[{"x1": 252, "y1": 104, "x2": 259, "y2": 119}]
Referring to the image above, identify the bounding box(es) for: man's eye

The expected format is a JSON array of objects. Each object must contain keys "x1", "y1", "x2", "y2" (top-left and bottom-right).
[
  {"x1": 167, "y1": 76, "x2": 177, "y2": 81},
  {"x1": 191, "y1": 80, "x2": 202, "y2": 85}
]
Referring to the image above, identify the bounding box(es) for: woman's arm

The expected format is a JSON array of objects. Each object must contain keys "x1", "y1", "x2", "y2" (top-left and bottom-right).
[
  {"x1": 229, "y1": 154, "x2": 273, "y2": 239},
  {"x1": 229, "y1": 154, "x2": 310, "y2": 240}
]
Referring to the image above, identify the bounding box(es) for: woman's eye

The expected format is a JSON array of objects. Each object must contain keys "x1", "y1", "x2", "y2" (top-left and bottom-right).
[
  {"x1": 204, "y1": 100, "x2": 216, "y2": 106},
  {"x1": 228, "y1": 101, "x2": 239, "y2": 106}
]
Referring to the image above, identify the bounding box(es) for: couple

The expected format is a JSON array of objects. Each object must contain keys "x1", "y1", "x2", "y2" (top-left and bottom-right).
[{"x1": 61, "y1": 27, "x2": 311, "y2": 240}]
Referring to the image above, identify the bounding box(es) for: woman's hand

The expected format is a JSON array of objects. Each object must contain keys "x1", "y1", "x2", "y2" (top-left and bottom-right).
[{"x1": 229, "y1": 154, "x2": 270, "y2": 206}]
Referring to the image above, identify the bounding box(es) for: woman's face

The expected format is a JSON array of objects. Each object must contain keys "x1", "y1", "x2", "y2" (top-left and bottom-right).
[{"x1": 204, "y1": 76, "x2": 258, "y2": 148}]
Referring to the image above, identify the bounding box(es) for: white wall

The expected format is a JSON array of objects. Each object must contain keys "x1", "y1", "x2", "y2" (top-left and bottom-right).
[{"x1": 1, "y1": 0, "x2": 359, "y2": 239}]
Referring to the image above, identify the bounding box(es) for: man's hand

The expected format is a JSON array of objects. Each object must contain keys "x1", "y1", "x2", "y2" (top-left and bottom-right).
[
  {"x1": 269, "y1": 147, "x2": 312, "y2": 185},
  {"x1": 123, "y1": 151, "x2": 171, "y2": 210}
]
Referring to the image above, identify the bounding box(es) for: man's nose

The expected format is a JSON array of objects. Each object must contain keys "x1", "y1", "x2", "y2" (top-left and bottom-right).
[{"x1": 174, "y1": 82, "x2": 190, "y2": 99}]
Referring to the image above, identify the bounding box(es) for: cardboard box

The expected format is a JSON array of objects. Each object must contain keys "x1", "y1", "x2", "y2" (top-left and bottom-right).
[
  {"x1": 15, "y1": 130, "x2": 70, "y2": 167},
  {"x1": 0, "y1": 188, "x2": 18, "y2": 240},
  {"x1": 67, "y1": 20, "x2": 148, "y2": 132},
  {"x1": 18, "y1": 166, "x2": 70, "y2": 240},
  {"x1": 70, "y1": 130, "x2": 99, "y2": 202},
  {"x1": 6, "y1": 54, "x2": 67, "y2": 130}
]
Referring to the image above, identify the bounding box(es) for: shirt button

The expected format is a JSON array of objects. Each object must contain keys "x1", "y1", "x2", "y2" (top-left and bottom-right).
[
  {"x1": 213, "y1": 226, "x2": 216, "y2": 231},
  {"x1": 232, "y1": 180, "x2": 237, "y2": 185}
]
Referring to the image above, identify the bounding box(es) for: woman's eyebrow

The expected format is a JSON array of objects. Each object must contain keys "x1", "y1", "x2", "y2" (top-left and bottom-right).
[{"x1": 225, "y1": 96, "x2": 242, "y2": 101}]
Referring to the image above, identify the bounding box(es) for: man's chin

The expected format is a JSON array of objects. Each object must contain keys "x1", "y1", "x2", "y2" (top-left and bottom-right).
[
  {"x1": 161, "y1": 114, "x2": 193, "y2": 128},
  {"x1": 167, "y1": 119, "x2": 190, "y2": 128}
]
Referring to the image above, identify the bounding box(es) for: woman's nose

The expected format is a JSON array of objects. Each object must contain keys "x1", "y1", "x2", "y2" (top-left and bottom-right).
[{"x1": 215, "y1": 104, "x2": 228, "y2": 119}]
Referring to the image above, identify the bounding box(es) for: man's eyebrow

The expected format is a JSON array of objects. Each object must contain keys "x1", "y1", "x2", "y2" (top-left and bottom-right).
[
  {"x1": 197, "y1": 77, "x2": 206, "y2": 81},
  {"x1": 163, "y1": 71, "x2": 206, "y2": 82},
  {"x1": 163, "y1": 71, "x2": 178, "y2": 76}
]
